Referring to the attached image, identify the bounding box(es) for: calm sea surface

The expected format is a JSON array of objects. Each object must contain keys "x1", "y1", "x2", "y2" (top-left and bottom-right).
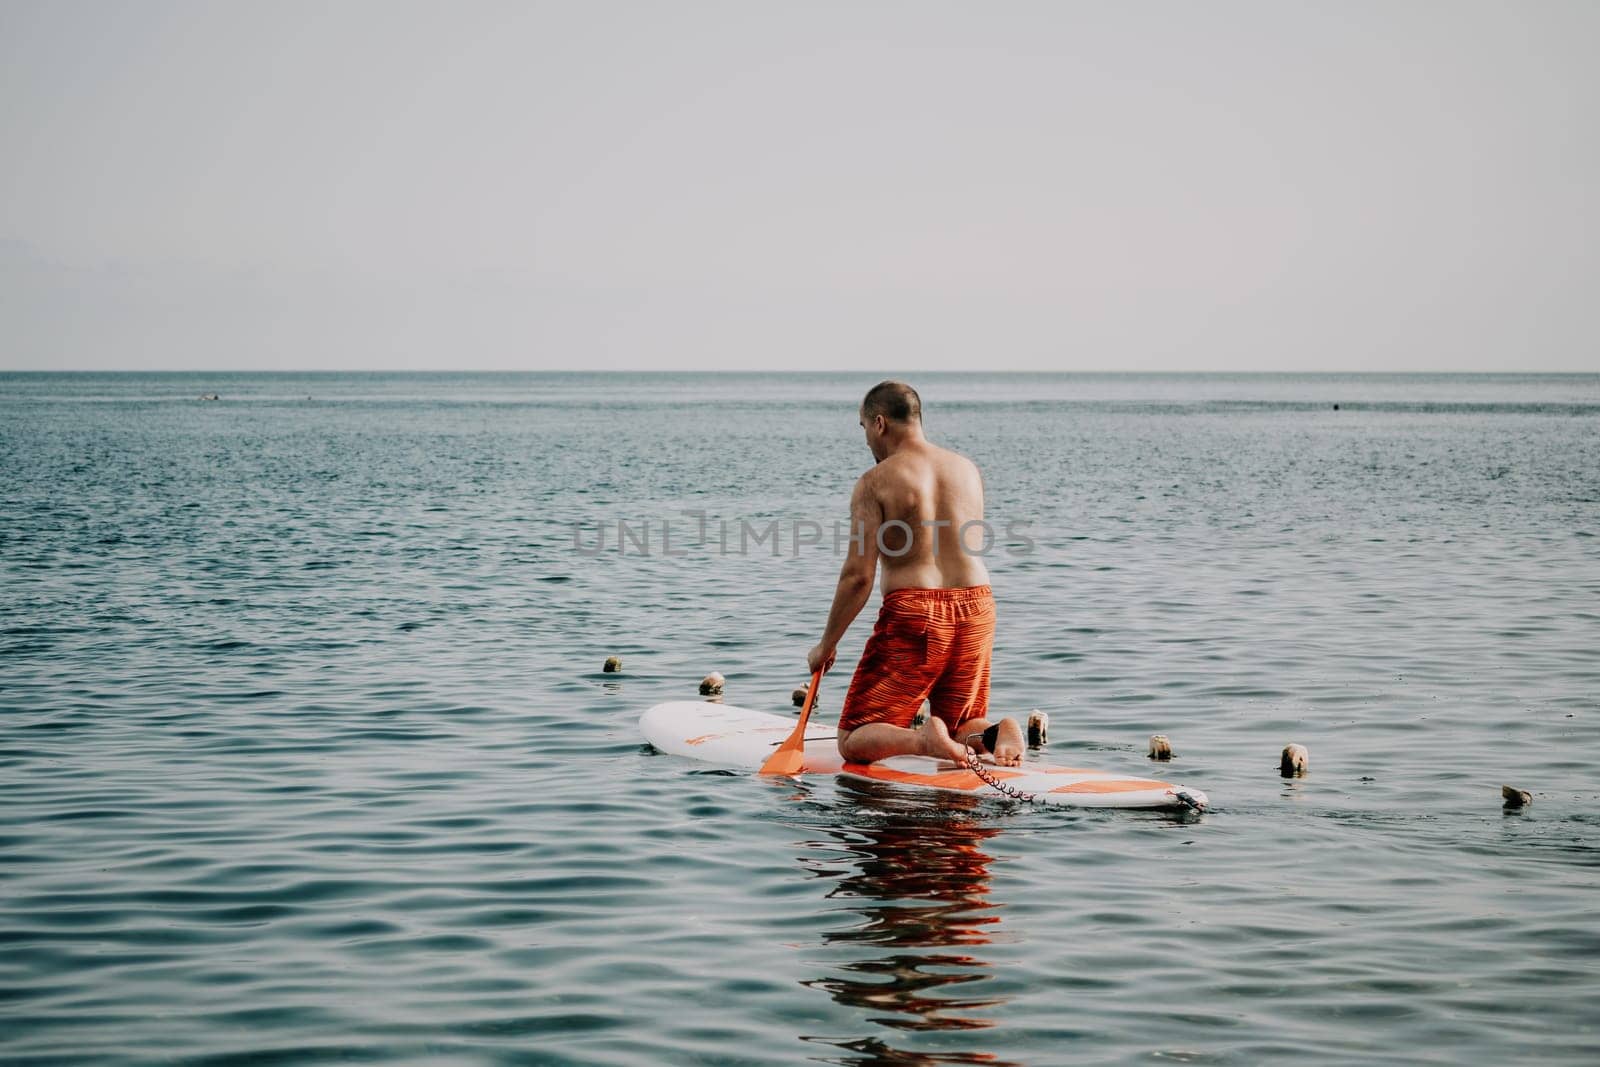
[{"x1": 2, "y1": 372, "x2": 1598, "y2": 1066}]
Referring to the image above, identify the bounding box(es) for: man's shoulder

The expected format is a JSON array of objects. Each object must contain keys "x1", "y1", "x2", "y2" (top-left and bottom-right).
[
  {"x1": 850, "y1": 464, "x2": 882, "y2": 501},
  {"x1": 850, "y1": 458, "x2": 905, "y2": 506},
  {"x1": 935, "y1": 444, "x2": 982, "y2": 477},
  {"x1": 861, "y1": 451, "x2": 919, "y2": 484}
]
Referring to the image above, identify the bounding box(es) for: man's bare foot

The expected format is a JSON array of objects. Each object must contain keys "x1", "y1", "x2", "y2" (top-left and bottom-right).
[
  {"x1": 919, "y1": 716, "x2": 970, "y2": 764},
  {"x1": 991, "y1": 718, "x2": 1025, "y2": 766}
]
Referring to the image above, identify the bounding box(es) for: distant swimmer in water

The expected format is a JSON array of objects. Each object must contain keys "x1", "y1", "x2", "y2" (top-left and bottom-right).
[{"x1": 807, "y1": 380, "x2": 1022, "y2": 767}]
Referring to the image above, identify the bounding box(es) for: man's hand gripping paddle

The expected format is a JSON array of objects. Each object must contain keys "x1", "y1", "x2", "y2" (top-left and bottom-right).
[{"x1": 759, "y1": 670, "x2": 821, "y2": 776}]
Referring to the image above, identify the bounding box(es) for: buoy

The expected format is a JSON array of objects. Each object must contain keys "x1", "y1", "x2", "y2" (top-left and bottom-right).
[
  {"x1": 1280, "y1": 743, "x2": 1309, "y2": 777},
  {"x1": 1332, "y1": 403, "x2": 1340, "y2": 411},
  {"x1": 1501, "y1": 785, "x2": 1532, "y2": 808},
  {"x1": 699, "y1": 672, "x2": 725, "y2": 697},
  {"x1": 602, "y1": 656, "x2": 622, "y2": 674},
  {"x1": 1027, "y1": 710, "x2": 1048, "y2": 747},
  {"x1": 1148, "y1": 734, "x2": 1173, "y2": 761}
]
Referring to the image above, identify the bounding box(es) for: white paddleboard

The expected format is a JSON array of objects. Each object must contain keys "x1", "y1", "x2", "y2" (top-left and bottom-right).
[{"x1": 641, "y1": 700, "x2": 1208, "y2": 811}]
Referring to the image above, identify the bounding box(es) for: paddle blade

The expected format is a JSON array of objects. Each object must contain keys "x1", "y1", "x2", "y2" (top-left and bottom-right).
[
  {"x1": 760, "y1": 745, "x2": 807, "y2": 777},
  {"x1": 759, "y1": 670, "x2": 821, "y2": 776}
]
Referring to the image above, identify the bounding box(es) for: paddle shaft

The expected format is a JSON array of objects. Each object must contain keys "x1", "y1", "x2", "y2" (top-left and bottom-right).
[{"x1": 758, "y1": 669, "x2": 822, "y2": 775}]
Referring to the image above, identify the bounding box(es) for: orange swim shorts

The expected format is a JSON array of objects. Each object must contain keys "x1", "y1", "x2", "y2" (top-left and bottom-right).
[{"x1": 838, "y1": 585, "x2": 996, "y2": 733}]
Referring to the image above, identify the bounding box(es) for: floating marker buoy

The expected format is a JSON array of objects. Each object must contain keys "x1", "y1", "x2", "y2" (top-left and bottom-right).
[
  {"x1": 1027, "y1": 710, "x2": 1048, "y2": 747},
  {"x1": 1148, "y1": 734, "x2": 1173, "y2": 761},
  {"x1": 1281, "y1": 743, "x2": 1309, "y2": 777},
  {"x1": 1501, "y1": 785, "x2": 1532, "y2": 808},
  {"x1": 699, "y1": 672, "x2": 725, "y2": 697},
  {"x1": 603, "y1": 656, "x2": 622, "y2": 674}
]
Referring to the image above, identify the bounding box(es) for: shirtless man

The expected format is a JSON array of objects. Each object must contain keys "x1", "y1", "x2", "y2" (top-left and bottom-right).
[{"x1": 807, "y1": 380, "x2": 1024, "y2": 767}]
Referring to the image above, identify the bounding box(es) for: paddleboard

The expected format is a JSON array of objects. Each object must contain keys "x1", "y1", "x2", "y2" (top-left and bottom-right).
[{"x1": 641, "y1": 700, "x2": 1207, "y2": 811}]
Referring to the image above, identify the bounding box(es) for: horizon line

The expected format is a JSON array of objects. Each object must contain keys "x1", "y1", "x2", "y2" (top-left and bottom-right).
[{"x1": 4, "y1": 368, "x2": 1597, "y2": 376}]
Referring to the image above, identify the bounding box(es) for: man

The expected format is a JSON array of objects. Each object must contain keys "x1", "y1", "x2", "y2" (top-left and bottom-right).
[{"x1": 807, "y1": 381, "x2": 1023, "y2": 767}]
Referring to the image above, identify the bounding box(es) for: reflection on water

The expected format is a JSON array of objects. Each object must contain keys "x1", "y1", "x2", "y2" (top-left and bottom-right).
[{"x1": 799, "y1": 787, "x2": 1022, "y2": 1067}]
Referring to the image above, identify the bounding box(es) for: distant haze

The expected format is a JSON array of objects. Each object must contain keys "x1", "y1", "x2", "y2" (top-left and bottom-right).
[{"x1": 2, "y1": 1, "x2": 1595, "y2": 372}]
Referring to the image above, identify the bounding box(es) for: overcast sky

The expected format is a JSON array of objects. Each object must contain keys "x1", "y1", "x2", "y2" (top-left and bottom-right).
[{"x1": 1, "y1": 1, "x2": 1595, "y2": 371}]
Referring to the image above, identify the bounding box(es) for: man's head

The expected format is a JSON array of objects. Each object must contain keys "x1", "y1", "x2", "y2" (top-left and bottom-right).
[{"x1": 859, "y1": 380, "x2": 923, "y2": 461}]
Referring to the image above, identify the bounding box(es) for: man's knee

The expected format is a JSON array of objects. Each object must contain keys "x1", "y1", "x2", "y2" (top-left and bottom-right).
[{"x1": 837, "y1": 727, "x2": 871, "y2": 760}]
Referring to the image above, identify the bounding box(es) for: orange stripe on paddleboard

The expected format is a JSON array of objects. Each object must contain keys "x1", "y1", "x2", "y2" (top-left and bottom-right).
[
  {"x1": 1048, "y1": 778, "x2": 1172, "y2": 794},
  {"x1": 843, "y1": 762, "x2": 1023, "y2": 791},
  {"x1": 685, "y1": 734, "x2": 721, "y2": 746}
]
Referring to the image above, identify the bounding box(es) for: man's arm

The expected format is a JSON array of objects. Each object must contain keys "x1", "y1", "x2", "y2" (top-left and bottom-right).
[{"x1": 807, "y1": 475, "x2": 881, "y2": 675}]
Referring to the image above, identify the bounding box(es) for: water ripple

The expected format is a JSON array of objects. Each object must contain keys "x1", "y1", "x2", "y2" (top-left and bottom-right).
[{"x1": 2, "y1": 372, "x2": 1598, "y2": 1065}]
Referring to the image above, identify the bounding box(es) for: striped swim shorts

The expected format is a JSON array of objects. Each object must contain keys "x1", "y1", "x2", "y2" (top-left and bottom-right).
[{"x1": 838, "y1": 584, "x2": 996, "y2": 733}]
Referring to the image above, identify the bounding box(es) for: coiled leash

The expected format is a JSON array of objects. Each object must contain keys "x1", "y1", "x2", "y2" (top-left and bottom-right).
[{"x1": 962, "y1": 723, "x2": 1038, "y2": 804}]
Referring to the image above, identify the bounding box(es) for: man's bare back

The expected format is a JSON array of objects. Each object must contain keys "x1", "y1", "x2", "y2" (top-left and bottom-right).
[
  {"x1": 807, "y1": 381, "x2": 1022, "y2": 767},
  {"x1": 860, "y1": 441, "x2": 991, "y2": 595}
]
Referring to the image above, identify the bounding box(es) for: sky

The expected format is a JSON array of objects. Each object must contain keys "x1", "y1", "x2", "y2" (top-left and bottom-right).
[{"x1": 1, "y1": 0, "x2": 1595, "y2": 372}]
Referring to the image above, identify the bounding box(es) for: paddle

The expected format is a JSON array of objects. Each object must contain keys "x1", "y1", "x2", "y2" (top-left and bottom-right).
[{"x1": 759, "y1": 669, "x2": 822, "y2": 776}]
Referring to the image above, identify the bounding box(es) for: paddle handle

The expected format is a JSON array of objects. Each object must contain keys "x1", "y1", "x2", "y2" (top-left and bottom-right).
[{"x1": 798, "y1": 669, "x2": 821, "y2": 721}]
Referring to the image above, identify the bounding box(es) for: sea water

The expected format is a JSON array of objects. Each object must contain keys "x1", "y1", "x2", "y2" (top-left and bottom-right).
[{"x1": 2, "y1": 372, "x2": 1598, "y2": 1065}]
